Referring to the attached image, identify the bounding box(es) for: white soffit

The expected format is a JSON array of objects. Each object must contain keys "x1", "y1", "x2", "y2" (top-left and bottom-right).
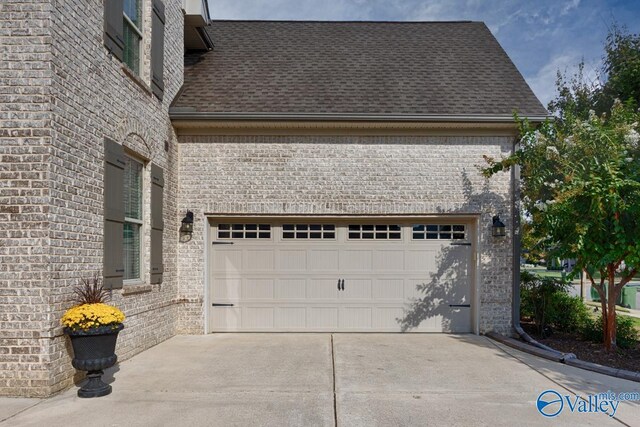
[{"x1": 183, "y1": 0, "x2": 210, "y2": 27}]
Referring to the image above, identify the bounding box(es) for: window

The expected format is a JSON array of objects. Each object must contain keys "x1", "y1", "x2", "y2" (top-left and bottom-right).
[
  {"x1": 123, "y1": 156, "x2": 143, "y2": 281},
  {"x1": 348, "y1": 224, "x2": 401, "y2": 240},
  {"x1": 123, "y1": 0, "x2": 142, "y2": 74},
  {"x1": 282, "y1": 224, "x2": 336, "y2": 239},
  {"x1": 218, "y1": 224, "x2": 271, "y2": 239},
  {"x1": 103, "y1": 0, "x2": 166, "y2": 98},
  {"x1": 412, "y1": 224, "x2": 466, "y2": 240}
]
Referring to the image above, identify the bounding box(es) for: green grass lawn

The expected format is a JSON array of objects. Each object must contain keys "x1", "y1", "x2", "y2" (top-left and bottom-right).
[
  {"x1": 620, "y1": 315, "x2": 640, "y2": 332},
  {"x1": 522, "y1": 267, "x2": 565, "y2": 279},
  {"x1": 522, "y1": 266, "x2": 583, "y2": 284},
  {"x1": 522, "y1": 266, "x2": 628, "y2": 282},
  {"x1": 521, "y1": 266, "x2": 630, "y2": 285}
]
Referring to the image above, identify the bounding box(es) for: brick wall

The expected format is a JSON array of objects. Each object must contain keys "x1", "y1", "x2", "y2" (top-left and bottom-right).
[
  {"x1": 1, "y1": 1, "x2": 518, "y2": 397},
  {"x1": 0, "y1": 0, "x2": 54, "y2": 397},
  {"x1": 0, "y1": 0, "x2": 183, "y2": 397},
  {"x1": 177, "y1": 134, "x2": 515, "y2": 335}
]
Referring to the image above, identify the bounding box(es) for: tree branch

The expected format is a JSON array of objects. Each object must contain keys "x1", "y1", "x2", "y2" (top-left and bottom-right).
[
  {"x1": 617, "y1": 268, "x2": 638, "y2": 290},
  {"x1": 613, "y1": 252, "x2": 629, "y2": 270}
]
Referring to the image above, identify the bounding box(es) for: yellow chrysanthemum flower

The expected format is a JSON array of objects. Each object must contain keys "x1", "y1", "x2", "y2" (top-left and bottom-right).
[{"x1": 61, "y1": 303, "x2": 125, "y2": 331}]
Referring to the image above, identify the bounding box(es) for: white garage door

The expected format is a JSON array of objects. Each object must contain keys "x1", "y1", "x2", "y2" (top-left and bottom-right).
[{"x1": 208, "y1": 220, "x2": 474, "y2": 332}]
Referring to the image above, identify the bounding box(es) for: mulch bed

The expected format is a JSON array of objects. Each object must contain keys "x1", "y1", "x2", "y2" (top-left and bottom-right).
[{"x1": 522, "y1": 323, "x2": 640, "y2": 373}]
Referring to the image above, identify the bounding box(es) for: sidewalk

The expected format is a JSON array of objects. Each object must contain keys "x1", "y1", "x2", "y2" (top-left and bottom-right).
[
  {"x1": 569, "y1": 284, "x2": 640, "y2": 316},
  {"x1": 623, "y1": 308, "x2": 640, "y2": 319}
]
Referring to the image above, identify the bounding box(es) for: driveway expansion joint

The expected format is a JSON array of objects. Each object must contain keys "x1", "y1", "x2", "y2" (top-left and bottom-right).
[
  {"x1": 331, "y1": 333, "x2": 337, "y2": 427},
  {"x1": 0, "y1": 400, "x2": 43, "y2": 425},
  {"x1": 3, "y1": 334, "x2": 638, "y2": 426}
]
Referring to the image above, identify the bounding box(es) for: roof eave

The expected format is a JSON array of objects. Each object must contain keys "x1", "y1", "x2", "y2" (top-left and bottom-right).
[{"x1": 169, "y1": 110, "x2": 550, "y2": 123}]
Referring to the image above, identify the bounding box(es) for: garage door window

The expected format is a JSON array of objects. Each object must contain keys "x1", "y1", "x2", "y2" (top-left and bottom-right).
[
  {"x1": 282, "y1": 224, "x2": 336, "y2": 239},
  {"x1": 218, "y1": 224, "x2": 271, "y2": 239},
  {"x1": 348, "y1": 224, "x2": 401, "y2": 240},
  {"x1": 412, "y1": 224, "x2": 466, "y2": 240}
]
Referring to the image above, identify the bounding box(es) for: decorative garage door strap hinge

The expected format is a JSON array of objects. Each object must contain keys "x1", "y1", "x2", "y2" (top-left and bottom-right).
[
  {"x1": 450, "y1": 242, "x2": 472, "y2": 246},
  {"x1": 212, "y1": 303, "x2": 235, "y2": 307},
  {"x1": 212, "y1": 241, "x2": 234, "y2": 245},
  {"x1": 449, "y1": 304, "x2": 471, "y2": 308}
]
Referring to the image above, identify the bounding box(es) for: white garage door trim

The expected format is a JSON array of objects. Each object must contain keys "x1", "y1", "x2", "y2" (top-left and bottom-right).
[{"x1": 205, "y1": 216, "x2": 479, "y2": 333}]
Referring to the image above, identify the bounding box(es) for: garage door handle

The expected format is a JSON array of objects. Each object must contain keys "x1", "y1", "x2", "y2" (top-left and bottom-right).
[
  {"x1": 449, "y1": 304, "x2": 471, "y2": 308},
  {"x1": 212, "y1": 303, "x2": 235, "y2": 307},
  {"x1": 341, "y1": 279, "x2": 345, "y2": 291},
  {"x1": 337, "y1": 279, "x2": 344, "y2": 291}
]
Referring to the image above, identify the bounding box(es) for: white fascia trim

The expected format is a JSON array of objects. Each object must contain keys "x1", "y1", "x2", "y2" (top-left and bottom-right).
[{"x1": 169, "y1": 111, "x2": 550, "y2": 123}]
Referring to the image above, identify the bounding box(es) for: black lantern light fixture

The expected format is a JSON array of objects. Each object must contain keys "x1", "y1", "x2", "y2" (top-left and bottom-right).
[
  {"x1": 492, "y1": 215, "x2": 506, "y2": 238},
  {"x1": 180, "y1": 210, "x2": 194, "y2": 234}
]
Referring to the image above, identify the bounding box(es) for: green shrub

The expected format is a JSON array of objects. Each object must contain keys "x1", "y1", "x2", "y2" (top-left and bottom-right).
[
  {"x1": 547, "y1": 292, "x2": 592, "y2": 332},
  {"x1": 581, "y1": 315, "x2": 639, "y2": 349},
  {"x1": 581, "y1": 316, "x2": 597, "y2": 342},
  {"x1": 521, "y1": 270, "x2": 582, "y2": 336}
]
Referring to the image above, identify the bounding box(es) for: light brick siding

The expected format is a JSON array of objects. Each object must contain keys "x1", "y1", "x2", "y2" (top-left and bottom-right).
[
  {"x1": 177, "y1": 134, "x2": 515, "y2": 335},
  {"x1": 0, "y1": 0, "x2": 54, "y2": 398},
  {"x1": 1, "y1": 2, "x2": 518, "y2": 398},
  {"x1": 0, "y1": 0, "x2": 183, "y2": 397}
]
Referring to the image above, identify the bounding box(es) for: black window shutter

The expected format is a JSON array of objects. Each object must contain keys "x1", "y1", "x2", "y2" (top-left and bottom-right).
[
  {"x1": 151, "y1": 0, "x2": 165, "y2": 100},
  {"x1": 104, "y1": 138, "x2": 125, "y2": 289},
  {"x1": 150, "y1": 164, "x2": 164, "y2": 284},
  {"x1": 104, "y1": 0, "x2": 125, "y2": 62}
]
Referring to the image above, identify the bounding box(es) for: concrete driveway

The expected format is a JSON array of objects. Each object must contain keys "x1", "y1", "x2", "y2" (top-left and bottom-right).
[{"x1": 1, "y1": 334, "x2": 639, "y2": 426}]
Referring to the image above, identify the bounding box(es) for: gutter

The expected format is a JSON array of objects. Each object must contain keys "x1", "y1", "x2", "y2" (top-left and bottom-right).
[
  {"x1": 169, "y1": 110, "x2": 550, "y2": 123},
  {"x1": 196, "y1": 26, "x2": 214, "y2": 50},
  {"x1": 510, "y1": 141, "x2": 571, "y2": 360}
]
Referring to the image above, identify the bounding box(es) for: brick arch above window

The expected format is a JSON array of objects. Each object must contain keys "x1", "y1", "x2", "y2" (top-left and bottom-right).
[
  {"x1": 123, "y1": 132, "x2": 151, "y2": 161},
  {"x1": 117, "y1": 117, "x2": 154, "y2": 159}
]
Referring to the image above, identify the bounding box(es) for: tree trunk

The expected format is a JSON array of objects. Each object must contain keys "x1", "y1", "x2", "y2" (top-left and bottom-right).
[
  {"x1": 603, "y1": 266, "x2": 618, "y2": 351},
  {"x1": 589, "y1": 264, "x2": 637, "y2": 352},
  {"x1": 591, "y1": 275, "x2": 607, "y2": 335}
]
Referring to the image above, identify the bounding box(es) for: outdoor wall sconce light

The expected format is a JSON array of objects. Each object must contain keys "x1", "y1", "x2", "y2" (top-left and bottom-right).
[
  {"x1": 180, "y1": 210, "x2": 194, "y2": 234},
  {"x1": 492, "y1": 215, "x2": 506, "y2": 238}
]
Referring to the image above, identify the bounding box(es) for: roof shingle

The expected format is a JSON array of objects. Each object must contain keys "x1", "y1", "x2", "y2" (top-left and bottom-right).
[{"x1": 172, "y1": 20, "x2": 547, "y2": 118}]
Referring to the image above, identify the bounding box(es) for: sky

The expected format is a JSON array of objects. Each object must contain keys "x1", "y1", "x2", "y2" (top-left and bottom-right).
[{"x1": 206, "y1": 0, "x2": 640, "y2": 109}]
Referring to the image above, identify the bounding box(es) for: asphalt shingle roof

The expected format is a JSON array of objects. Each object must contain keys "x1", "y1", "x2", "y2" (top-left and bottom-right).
[{"x1": 172, "y1": 20, "x2": 548, "y2": 118}]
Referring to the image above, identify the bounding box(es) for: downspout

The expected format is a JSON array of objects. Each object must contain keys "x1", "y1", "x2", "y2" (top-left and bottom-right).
[{"x1": 511, "y1": 141, "x2": 567, "y2": 357}]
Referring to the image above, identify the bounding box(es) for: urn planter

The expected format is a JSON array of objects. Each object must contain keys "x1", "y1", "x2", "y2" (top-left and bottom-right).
[{"x1": 65, "y1": 324, "x2": 124, "y2": 398}]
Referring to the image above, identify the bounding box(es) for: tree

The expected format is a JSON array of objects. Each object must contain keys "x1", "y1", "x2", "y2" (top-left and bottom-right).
[
  {"x1": 602, "y1": 26, "x2": 640, "y2": 111},
  {"x1": 547, "y1": 62, "x2": 604, "y2": 125},
  {"x1": 548, "y1": 26, "x2": 640, "y2": 123},
  {"x1": 483, "y1": 102, "x2": 640, "y2": 351},
  {"x1": 500, "y1": 23, "x2": 640, "y2": 348},
  {"x1": 520, "y1": 221, "x2": 547, "y2": 265}
]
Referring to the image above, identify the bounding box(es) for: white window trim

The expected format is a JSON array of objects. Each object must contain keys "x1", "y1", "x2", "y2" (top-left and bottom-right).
[
  {"x1": 346, "y1": 224, "x2": 403, "y2": 241},
  {"x1": 281, "y1": 224, "x2": 337, "y2": 240},
  {"x1": 123, "y1": 13, "x2": 144, "y2": 38},
  {"x1": 123, "y1": 3, "x2": 144, "y2": 74},
  {"x1": 411, "y1": 224, "x2": 468, "y2": 241},
  {"x1": 123, "y1": 155, "x2": 145, "y2": 285},
  {"x1": 216, "y1": 223, "x2": 272, "y2": 240}
]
